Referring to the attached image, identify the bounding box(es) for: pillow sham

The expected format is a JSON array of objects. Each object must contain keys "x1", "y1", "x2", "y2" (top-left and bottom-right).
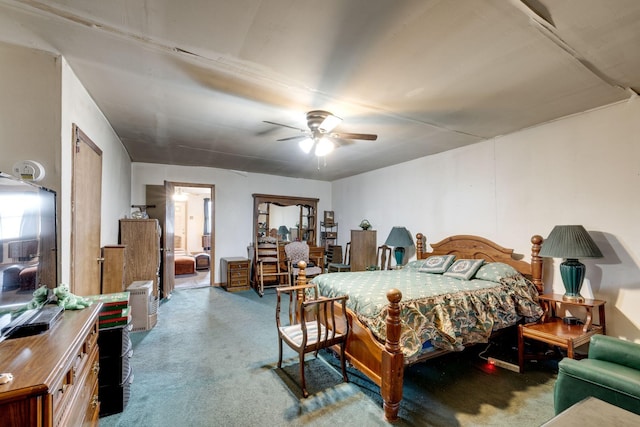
[
  {"x1": 443, "y1": 259, "x2": 484, "y2": 280},
  {"x1": 405, "y1": 259, "x2": 430, "y2": 270},
  {"x1": 474, "y1": 262, "x2": 519, "y2": 282},
  {"x1": 417, "y1": 255, "x2": 456, "y2": 274}
]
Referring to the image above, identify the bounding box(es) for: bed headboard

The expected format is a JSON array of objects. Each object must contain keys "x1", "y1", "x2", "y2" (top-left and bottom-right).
[{"x1": 415, "y1": 233, "x2": 544, "y2": 292}]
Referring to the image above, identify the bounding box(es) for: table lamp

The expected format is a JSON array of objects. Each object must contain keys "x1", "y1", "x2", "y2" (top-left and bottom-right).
[
  {"x1": 539, "y1": 225, "x2": 603, "y2": 303},
  {"x1": 385, "y1": 226, "x2": 414, "y2": 266},
  {"x1": 277, "y1": 225, "x2": 289, "y2": 241}
]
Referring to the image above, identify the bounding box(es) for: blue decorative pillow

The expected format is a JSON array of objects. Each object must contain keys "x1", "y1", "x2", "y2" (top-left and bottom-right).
[
  {"x1": 443, "y1": 259, "x2": 485, "y2": 280},
  {"x1": 417, "y1": 255, "x2": 456, "y2": 274},
  {"x1": 474, "y1": 262, "x2": 519, "y2": 282}
]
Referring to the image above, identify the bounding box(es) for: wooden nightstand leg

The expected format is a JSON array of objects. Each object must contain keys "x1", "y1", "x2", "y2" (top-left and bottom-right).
[
  {"x1": 599, "y1": 305, "x2": 606, "y2": 335},
  {"x1": 567, "y1": 342, "x2": 574, "y2": 359},
  {"x1": 518, "y1": 325, "x2": 525, "y2": 373}
]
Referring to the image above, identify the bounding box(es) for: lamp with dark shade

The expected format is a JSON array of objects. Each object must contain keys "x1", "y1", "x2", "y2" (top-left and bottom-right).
[
  {"x1": 539, "y1": 225, "x2": 603, "y2": 303},
  {"x1": 277, "y1": 225, "x2": 289, "y2": 241},
  {"x1": 385, "y1": 226, "x2": 414, "y2": 266}
]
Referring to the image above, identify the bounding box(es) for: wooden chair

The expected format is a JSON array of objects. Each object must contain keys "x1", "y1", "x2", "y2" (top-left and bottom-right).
[
  {"x1": 276, "y1": 267, "x2": 350, "y2": 398},
  {"x1": 327, "y1": 242, "x2": 351, "y2": 272},
  {"x1": 376, "y1": 244, "x2": 392, "y2": 271},
  {"x1": 254, "y1": 241, "x2": 290, "y2": 296},
  {"x1": 284, "y1": 241, "x2": 323, "y2": 283}
]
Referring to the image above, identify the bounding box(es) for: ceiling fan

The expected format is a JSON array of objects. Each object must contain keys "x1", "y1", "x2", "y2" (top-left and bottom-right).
[{"x1": 264, "y1": 110, "x2": 378, "y2": 157}]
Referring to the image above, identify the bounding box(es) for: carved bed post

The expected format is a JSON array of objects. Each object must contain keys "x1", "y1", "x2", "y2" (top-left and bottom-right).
[
  {"x1": 381, "y1": 288, "x2": 404, "y2": 422},
  {"x1": 296, "y1": 260, "x2": 307, "y2": 288},
  {"x1": 415, "y1": 233, "x2": 425, "y2": 259},
  {"x1": 530, "y1": 235, "x2": 544, "y2": 293}
]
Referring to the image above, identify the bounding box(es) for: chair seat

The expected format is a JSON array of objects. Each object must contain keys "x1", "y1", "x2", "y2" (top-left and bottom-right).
[
  {"x1": 279, "y1": 323, "x2": 347, "y2": 349},
  {"x1": 276, "y1": 283, "x2": 350, "y2": 398},
  {"x1": 327, "y1": 263, "x2": 350, "y2": 272}
]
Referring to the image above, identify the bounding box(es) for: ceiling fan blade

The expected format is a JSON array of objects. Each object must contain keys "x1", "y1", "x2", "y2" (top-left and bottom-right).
[
  {"x1": 277, "y1": 135, "x2": 308, "y2": 142},
  {"x1": 330, "y1": 132, "x2": 378, "y2": 141},
  {"x1": 263, "y1": 120, "x2": 306, "y2": 132}
]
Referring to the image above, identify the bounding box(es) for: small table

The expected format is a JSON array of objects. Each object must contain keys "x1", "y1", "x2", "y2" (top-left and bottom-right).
[
  {"x1": 518, "y1": 293, "x2": 606, "y2": 373},
  {"x1": 220, "y1": 257, "x2": 250, "y2": 292},
  {"x1": 542, "y1": 396, "x2": 640, "y2": 426}
]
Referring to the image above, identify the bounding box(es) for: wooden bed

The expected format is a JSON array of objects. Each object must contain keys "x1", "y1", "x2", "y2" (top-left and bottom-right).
[{"x1": 297, "y1": 233, "x2": 544, "y2": 422}]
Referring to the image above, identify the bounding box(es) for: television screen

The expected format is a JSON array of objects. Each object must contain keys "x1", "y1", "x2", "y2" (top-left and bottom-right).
[{"x1": 0, "y1": 172, "x2": 57, "y2": 339}]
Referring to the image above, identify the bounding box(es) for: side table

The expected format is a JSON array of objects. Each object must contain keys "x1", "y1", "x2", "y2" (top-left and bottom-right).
[
  {"x1": 220, "y1": 257, "x2": 250, "y2": 292},
  {"x1": 518, "y1": 293, "x2": 606, "y2": 373}
]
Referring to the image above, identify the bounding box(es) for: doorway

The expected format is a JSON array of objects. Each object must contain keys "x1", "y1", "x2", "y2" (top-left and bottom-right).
[
  {"x1": 147, "y1": 182, "x2": 215, "y2": 296},
  {"x1": 172, "y1": 184, "x2": 214, "y2": 290}
]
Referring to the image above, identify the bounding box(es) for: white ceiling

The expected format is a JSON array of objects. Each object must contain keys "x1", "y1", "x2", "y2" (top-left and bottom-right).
[{"x1": 1, "y1": 0, "x2": 638, "y2": 181}]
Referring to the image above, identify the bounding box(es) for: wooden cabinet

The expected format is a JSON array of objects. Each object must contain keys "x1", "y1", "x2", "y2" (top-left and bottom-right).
[
  {"x1": 220, "y1": 257, "x2": 250, "y2": 292},
  {"x1": 0, "y1": 304, "x2": 102, "y2": 427},
  {"x1": 350, "y1": 230, "x2": 377, "y2": 271},
  {"x1": 101, "y1": 245, "x2": 126, "y2": 293},
  {"x1": 119, "y1": 219, "x2": 161, "y2": 297}
]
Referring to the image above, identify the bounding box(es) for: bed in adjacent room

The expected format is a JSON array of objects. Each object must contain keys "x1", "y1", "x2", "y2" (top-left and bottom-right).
[{"x1": 301, "y1": 233, "x2": 545, "y2": 422}]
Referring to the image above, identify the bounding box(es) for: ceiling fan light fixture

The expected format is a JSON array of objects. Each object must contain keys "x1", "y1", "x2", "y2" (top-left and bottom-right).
[
  {"x1": 314, "y1": 137, "x2": 335, "y2": 157},
  {"x1": 318, "y1": 114, "x2": 342, "y2": 133},
  {"x1": 299, "y1": 137, "x2": 314, "y2": 154}
]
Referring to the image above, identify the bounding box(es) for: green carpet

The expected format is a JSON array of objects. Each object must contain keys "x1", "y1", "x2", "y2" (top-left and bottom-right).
[{"x1": 100, "y1": 286, "x2": 557, "y2": 426}]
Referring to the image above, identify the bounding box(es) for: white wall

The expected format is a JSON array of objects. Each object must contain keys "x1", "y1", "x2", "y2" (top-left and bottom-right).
[
  {"x1": 0, "y1": 41, "x2": 61, "y2": 191},
  {"x1": 131, "y1": 163, "x2": 332, "y2": 283},
  {"x1": 60, "y1": 58, "x2": 132, "y2": 284},
  {"x1": 1, "y1": 42, "x2": 131, "y2": 287},
  {"x1": 333, "y1": 99, "x2": 640, "y2": 342}
]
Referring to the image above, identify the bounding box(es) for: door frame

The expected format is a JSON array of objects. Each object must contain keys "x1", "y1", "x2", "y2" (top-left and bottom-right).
[{"x1": 168, "y1": 181, "x2": 215, "y2": 289}]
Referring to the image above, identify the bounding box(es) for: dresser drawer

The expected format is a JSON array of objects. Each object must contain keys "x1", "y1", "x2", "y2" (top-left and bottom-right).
[
  {"x1": 53, "y1": 324, "x2": 100, "y2": 427},
  {"x1": 228, "y1": 261, "x2": 248, "y2": 270}
]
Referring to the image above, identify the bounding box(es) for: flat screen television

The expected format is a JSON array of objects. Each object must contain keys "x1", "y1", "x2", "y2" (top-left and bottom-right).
[{"x1": 0, "y1": 171, "x2": 57, "y2": 340}]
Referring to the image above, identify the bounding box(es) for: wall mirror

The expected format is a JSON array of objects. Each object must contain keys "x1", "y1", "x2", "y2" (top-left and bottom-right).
[{"x1": 252, "y1": 194, "x2": 318, "y2": 245}]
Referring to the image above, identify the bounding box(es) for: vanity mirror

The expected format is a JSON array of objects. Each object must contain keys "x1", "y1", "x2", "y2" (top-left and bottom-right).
[{"x1": 252, "y1": 194, "x2": 318, "y2": 244}]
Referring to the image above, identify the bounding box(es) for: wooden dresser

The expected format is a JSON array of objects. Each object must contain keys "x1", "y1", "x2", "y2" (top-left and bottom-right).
[
  {"x1": 350, "y1": 230, "x2": 377, "y2": 271},
  {"x1": 220, "y1": 257, "x2": 250, "y2": 292},
  {"x1": 0, "y1": 304, "x2": 102, "y2": 427}
]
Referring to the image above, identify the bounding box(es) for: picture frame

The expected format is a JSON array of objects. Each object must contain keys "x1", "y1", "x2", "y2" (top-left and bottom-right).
[{"x1": 324, "y1": 210, "x2": 334, "y2": 225}]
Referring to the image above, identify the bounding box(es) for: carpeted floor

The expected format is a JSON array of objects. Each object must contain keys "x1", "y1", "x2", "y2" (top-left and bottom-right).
[
  {"x1": 174, "y1": 270, "x2": 210, "y2": 289},
  {"x1": 100, "y1": 286, "x2": 558, "y2": 426}
]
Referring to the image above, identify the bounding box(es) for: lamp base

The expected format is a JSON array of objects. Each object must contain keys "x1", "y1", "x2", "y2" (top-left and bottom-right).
[
  {"x1": 559, "y1": 258, "x2": 586, "y2": 304},
  {"x1": 562, "y1": 294, "x2": 585, "y2": 303},
  {"x1": 394, "y1": 247, "x2": 405, "y2": 266}
]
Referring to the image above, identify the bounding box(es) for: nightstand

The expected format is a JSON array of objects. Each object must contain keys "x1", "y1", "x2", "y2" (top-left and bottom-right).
[
  {"x1": 220, "y1": 257, "x2": 250, "y2": 292},
  {"x1": 518, "y1": 293, "x2": 606, "y2": 373}
]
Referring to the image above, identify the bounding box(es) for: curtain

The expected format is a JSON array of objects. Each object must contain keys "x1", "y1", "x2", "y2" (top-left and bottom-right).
[{"x1": 203, "y1": 197, "x2": 211, "y2": 235}]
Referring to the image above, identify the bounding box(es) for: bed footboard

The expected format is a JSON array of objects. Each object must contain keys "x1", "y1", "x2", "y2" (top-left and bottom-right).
[
  {"x1": 381, "y1": 288, "x2": 404, "y2": 422},
  {"x1": 330, "y1": 285, "x2": 404, "y2": 422}
]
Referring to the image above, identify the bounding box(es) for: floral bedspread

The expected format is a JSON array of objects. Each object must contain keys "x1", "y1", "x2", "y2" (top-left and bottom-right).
[{"x1": 309, "y1": 268, "x2": 543, "y2": 359}]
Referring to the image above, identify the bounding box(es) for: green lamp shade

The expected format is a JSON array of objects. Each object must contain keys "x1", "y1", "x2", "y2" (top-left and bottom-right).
[
  {"x1": 385, "y1": 226, "x2": 414, "y2": 266},
  {"x1": 539, "y1": 225, "x2": 602, "y2": 302}
]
